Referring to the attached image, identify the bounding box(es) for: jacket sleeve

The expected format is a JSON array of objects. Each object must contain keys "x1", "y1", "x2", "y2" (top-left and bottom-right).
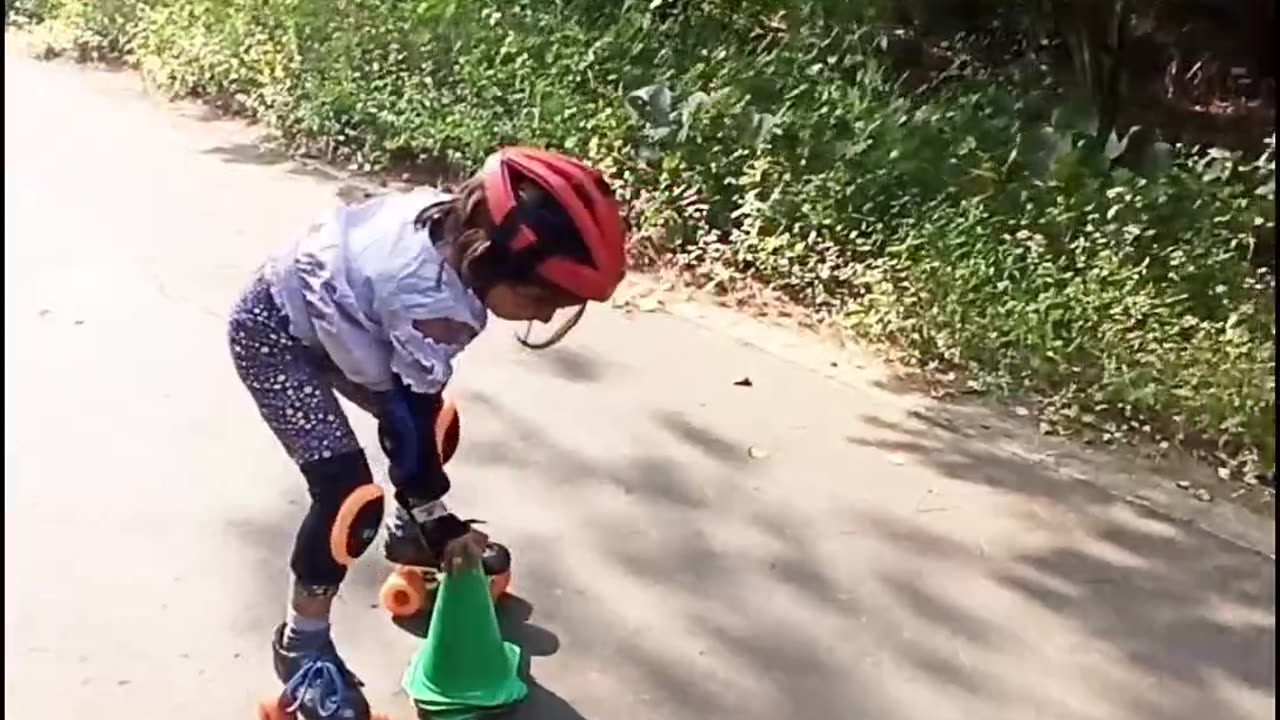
[
  {"x1": 377, "y1": 309, "x2": 477, "y2": 506},
  {"x1": 370, "y1": 212, "x2": 484, "y2": 506},
  {"x1": 377, "y1": 377, "x2": 452, "y2": 507}
]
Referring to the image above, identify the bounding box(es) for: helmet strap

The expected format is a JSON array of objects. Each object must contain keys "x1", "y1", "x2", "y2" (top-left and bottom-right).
[
  {"x1": 515, "y1": 304, "x2": 587, "y2": 350},
  {"x1": 474, "y1": 211, "x2": 591, "y2": 349}
]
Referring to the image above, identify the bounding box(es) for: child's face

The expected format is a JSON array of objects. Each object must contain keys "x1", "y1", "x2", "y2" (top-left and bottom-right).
[{"x1": 483, "y1": 281, "x2": 580, "y2": 323}]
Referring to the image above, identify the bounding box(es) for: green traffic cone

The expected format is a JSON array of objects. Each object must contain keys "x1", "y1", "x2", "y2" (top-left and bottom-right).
[{"x1": 403, "y1": 561, "x2": 527, "y2": 718}]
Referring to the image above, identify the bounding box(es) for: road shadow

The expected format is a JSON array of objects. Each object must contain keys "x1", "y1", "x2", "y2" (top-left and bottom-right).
[
  {"x1": 200, "y1": 141, "x2": 341, "y2": 184},
  {"x1": 507, "y1": 683, "x2": 590, "y2": 720},
  {"x1": 462, "y1": 386, "x2": 1274, "y2": 720},
  {"x1": 496, "y1": 595, "x2": 589, "y2": 720},
  {"x1": 654, "y1": 410, "x2": 746, "y2": 467},
  {"x1": 527, "y1": 345, "x2": 608, "y2": 384},
  {"x1": 497, "y1": 595, "x2": 562, "y2": 661},
  {"x1": 869, "y1": 377, "x2": 1276, "y2": 519},
  {"x1": 224, "y1": 378, "x2": 1274, "y2": 720},
  {"x1": 845, "y1": 411, "x2": 1276, "y2": 719},
  {"x1": 463, "y1": 390, "x2": 883, "y2": 718}
]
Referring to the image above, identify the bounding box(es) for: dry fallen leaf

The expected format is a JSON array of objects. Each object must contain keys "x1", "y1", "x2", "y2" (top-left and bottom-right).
[{"x1": 635, "y1": 297, "x2": 664, "y2": 313}]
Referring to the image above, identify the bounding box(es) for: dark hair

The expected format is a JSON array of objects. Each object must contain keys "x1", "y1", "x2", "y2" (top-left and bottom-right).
[{"x1": 420, "y1": 176, "x2": 588, "y2": 349}]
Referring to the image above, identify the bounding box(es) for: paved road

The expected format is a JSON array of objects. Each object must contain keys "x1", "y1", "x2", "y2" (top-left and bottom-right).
[{"x1": 4, "y1": 43, "x2": 1275, "y2": 720}]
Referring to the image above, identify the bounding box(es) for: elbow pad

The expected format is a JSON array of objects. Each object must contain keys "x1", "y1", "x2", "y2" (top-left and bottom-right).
[{"x1": 376, "y1": 378, "x2": 459, "y2": 503}]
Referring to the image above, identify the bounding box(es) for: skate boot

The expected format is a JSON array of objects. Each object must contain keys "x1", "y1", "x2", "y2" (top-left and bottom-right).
[
  {"x1": 383, "y1": 506, "x2": 511, "y2": 575},
  {"x1": 260, "y1": 623, "x2": 377, "y2": 720},
  {"x1": 382, "y1": 505, "x2": 436, "y2": 568},
  {"x1": 379, "y1": 506, "x2": 512, "y2": 619}
]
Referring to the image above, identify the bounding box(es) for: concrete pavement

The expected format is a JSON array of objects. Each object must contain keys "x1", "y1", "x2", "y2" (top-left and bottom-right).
[{"x1": 4, "y1": 41, "x2": 1275, "y2": 720}]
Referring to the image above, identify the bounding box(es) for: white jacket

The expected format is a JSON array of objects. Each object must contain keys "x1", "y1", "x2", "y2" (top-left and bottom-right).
[{"x1": 266, "y1": 188, "x2": 487, "y2": 394}]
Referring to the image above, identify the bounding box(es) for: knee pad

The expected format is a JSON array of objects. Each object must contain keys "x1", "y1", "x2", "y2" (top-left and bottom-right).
[
  {"x1": 295, "y1": 396, "x2": 458, "y2": 576},
  {"x1": 297, "y1": 450, "x2": 385, "y2": 571},
  {"x1": 435, "y1": 392, "x2": 461, "y2": 466},
  {"x1": 328, "y1": 482, "x2": 386, "y2": 567}
]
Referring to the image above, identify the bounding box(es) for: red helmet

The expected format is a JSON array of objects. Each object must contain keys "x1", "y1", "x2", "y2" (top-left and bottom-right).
[{"x1": 480, "y1": 147, "x2": 627, "y2": 302}]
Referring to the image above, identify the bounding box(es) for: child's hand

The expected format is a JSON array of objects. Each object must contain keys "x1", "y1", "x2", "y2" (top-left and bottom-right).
[{"x1": 441, "y1": 528, "x2": 490, "y2": 572}]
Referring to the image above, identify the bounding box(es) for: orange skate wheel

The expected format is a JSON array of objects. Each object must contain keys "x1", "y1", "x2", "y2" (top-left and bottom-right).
[
  {"x1": 255, "y1": 698, "x2": 293, "y2": 720},
  {"x1": 489, "y1": 571, "x2": 512, "y2": 601},
  {"x1": 380, "y1": 567, "x2": 429, "y2": 617}
]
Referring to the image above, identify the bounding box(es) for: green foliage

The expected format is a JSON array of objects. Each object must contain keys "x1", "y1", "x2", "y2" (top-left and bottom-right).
[
  {"x1": 16, "y1": 0, "x2": 150, "y2": 59},
  {"x1": 12, "y1": 0, "x2": 1276, "y2": 471},
  {"x1": 6, "y1": 0, "x2": 55, "y2": 25}
]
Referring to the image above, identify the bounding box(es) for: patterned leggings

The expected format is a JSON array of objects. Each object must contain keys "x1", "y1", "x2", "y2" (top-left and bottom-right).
[
  {"x1": 229, "y1": 273, "x2": 429, "y2": 595},
  {"x1": 228, "y1": 273, "x2": 410, "y2": 594},
  {"x1": 227, "y1": 274, "x2": 374, "y2": 465}
]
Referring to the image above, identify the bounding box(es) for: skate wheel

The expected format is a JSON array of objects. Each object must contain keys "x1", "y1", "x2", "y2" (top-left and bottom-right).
[
  {"x1": 489, "y1": 570, "x2": 512, "y2": 601},
  {"x1": 381, "y1": 567, "x2": 429, "y2": 617},
  {"x1": 255, "y1": 698, "x2": 294, "y2": 720}
]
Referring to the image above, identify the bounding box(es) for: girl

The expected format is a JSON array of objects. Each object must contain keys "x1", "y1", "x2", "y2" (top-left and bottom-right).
[{"x1": 228, "y1": 147, "x2": 628, "y2": 719}]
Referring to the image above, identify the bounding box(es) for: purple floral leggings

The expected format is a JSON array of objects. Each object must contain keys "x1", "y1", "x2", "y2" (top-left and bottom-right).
[{"x1": 227, "y1": 274, "x2": 376, "y2": 466}]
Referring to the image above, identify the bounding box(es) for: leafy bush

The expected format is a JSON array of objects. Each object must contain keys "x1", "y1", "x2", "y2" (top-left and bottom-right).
[
  {"x1": 6, "y1": 0, "x2": 53, "y2": 25},
  {"x1": 13, "y1": 0, "x2": 1276, "y2": 472},
  {"x1": 15, "y1": 0, "x2": 149, "y2": 59}
]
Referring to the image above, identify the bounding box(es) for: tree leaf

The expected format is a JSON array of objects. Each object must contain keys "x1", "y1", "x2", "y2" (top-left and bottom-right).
[
  {"x1": 675, "y1": 91, "x2": 711, "y2": 142},
  {"x1": 1104, "y1": 127, "x2": 1134, "y2": 160},
  {"x1": 753, "y1": 111, "x2": 780, "y2": 147}
]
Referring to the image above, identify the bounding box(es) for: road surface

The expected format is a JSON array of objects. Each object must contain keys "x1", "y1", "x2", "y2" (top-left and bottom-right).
[{"x1": 4, "y1": 41, "x2": 1275, "y2": 720}]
